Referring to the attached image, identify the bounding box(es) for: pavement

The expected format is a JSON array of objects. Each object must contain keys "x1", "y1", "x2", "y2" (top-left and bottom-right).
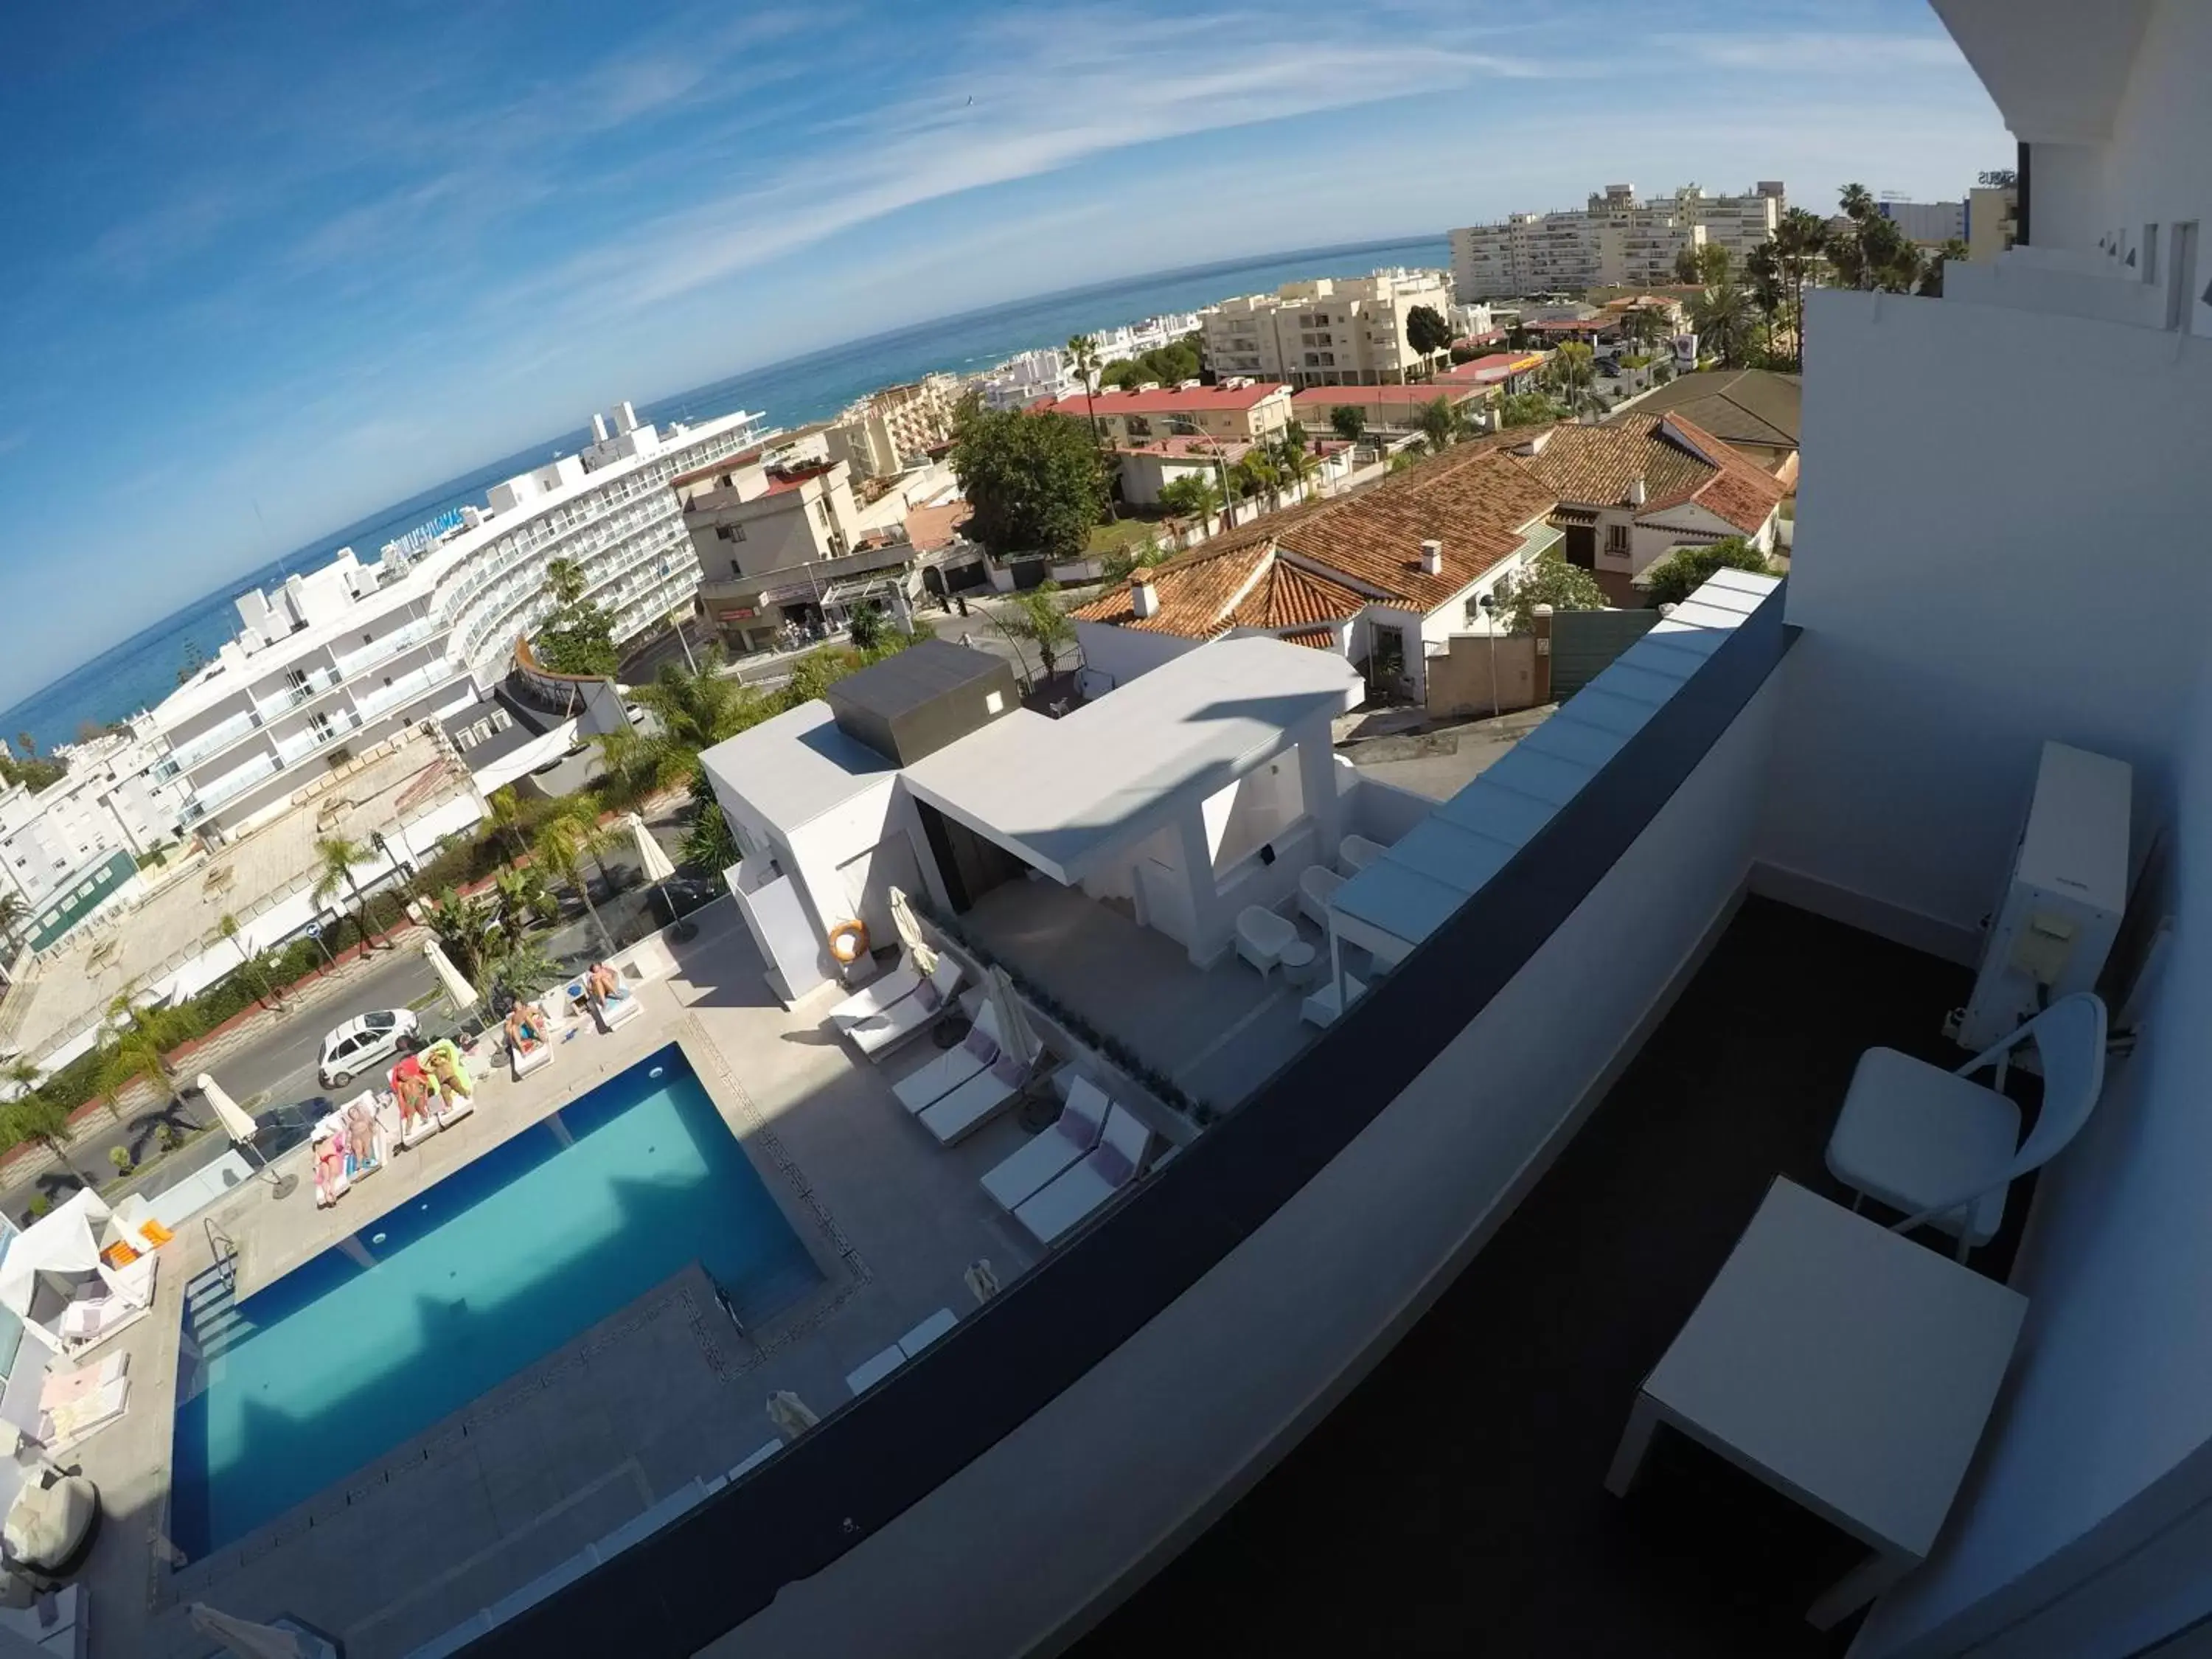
[{"x1": 1338, "y1": 703, "x2": 1559, "y2": 801}]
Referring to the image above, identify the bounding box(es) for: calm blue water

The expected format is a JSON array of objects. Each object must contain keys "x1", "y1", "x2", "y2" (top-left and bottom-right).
[
  {"x1": 1, "y1": 236, "x2": 1444, "y2": 750},
  {"x1": 169, "y1": 1045, "x2": 817, "y2": 1557}
]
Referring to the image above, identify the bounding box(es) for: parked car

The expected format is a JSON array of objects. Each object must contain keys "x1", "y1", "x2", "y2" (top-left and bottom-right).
[{"x1": 317, "y1": 1009, "x2": 421, "y2": 1087}]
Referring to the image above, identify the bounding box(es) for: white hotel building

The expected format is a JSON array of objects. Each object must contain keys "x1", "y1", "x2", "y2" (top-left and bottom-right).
[{"x1": 150, "y1": 402, "x2": 765, "y2": 841}]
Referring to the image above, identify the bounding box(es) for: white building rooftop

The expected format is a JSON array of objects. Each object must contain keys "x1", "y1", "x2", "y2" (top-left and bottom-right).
[
  {"x1": 901, "y1": 637, "x2": 1360, "y2": 883},
  {"x1": 703, "y1": 701, "x2": 896, "y2": 831}
]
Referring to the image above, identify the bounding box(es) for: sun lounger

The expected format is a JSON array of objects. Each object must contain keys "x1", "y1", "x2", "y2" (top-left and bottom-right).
[
  {"x1": 1235, "y1": 905, "x2": 1298, "y2": 978},
  {"x1": 1014, "y1": 1103, "x2": 1153, "y2": 1246},
  {"x1": 982, "y1": 1077, "x2": 1110, "y2": 1211},
  {"x1": 39, "y1": 1352, "x2": 128, "y2": 1416},
  {"x1": 58, "y1": 1293, "x2": 148, "y2": 1356},
  {"x1": 509, "y1": 991, "x2": 563, "y2": 1079},
  {"x1": 845, "y1": 1343, "x2": 907, "y2": 1396},
  {"x1": 38, "y1": 1377, "x2": 130, "y2": 1456},
  {"x1": 893, "y1": 1004, "x2": 1002, "y2": 1113},
  {"x1": 1298, "y1": 863, "x2": 1346, "y2": 928},
  {"x1": 846, "y1": 959, "x2": 965, "y2": 1061},
  {"x1": 386, "y1": 1071, "x2": 444, "y2": 1150},
  {"x1": 898, "y1": 1308, "x2": 957, "y2": 1356},
  {"x1": 1338, "y1": 833, "x2": 1388, "y2": 874},
  {"x1": 599, "y1": 984, "x2": 643, "y2": 1029},
  {"x1": 919, "y1": 1051, "x2": 1036, "y2": 1146},
  {"x1": 828, "y1": 956, "x2": 928, "y2": 1029}
]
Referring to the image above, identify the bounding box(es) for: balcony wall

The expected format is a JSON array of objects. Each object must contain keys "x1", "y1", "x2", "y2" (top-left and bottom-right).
[
  {"x1": 474, "y1": 582, "x2": 1792, "y2": 1658},
  {"x1": 1759, "y1": 288, "x2": 2212, "y2": 960}
]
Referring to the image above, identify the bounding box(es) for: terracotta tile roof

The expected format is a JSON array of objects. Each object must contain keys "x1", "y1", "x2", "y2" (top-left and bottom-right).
[
  {"x1": 1506, "y1": 414, "x2": 1784, "y2": 536},
  {"x1": 1279, "y1": 626, "x2": 1342, "y2": 650},
  {"x1": 1230, "y1": 560, "x2": 1367, "y2": 631},
  {"x1": 1069, "y1": 540, "x2": 1276, "y2": 638},
  {"x1": 1038, "y1": 383, "x2": 1289, "y2": 417},
  {"x1": 1290, "y1": 384, "x2": 1486, "y2": 410},
  {"x1": 902, "y1": 500, "x2": 973, "y2": 552}
]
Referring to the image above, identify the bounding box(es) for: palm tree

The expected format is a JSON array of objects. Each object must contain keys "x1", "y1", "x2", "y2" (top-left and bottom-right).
[
  {"x1": 2, "y1": 1085, "x2": 94, "y2": 1193},
  {"x1": 493, "y1": 864, "x2": 554, "y2": 944},
  {"x1": 1545, "y1": 343, "x2": 1601, "y2": 420},
  {"x1": 218, "y1": 912, "x2": 285, "y2": 1009},
  {"x1": 1773, "y1": 208, "x2": 1829, "y2": 364},
  {"x1": 313, "y1": 835, "x2": 384, "y2": 954},
  {"x1": 484, "y1": 785, "x2": 530, "y2": 863},
  {"x1": 533, "y1": 815, "x2": 618, "y2": 957},
  {"x1": 1273, "y1": 432, "x2": 1319, "y2": 504},
  {"x1": 1745, "y1": 242, "x2": 1784, "y2": 364},
  {"x1": 1689, "y1": 283, "x2": 1755, "y2": 369},
  {"x1": 1065, "y1": 335, "x2": 1105, "y2": 450}
]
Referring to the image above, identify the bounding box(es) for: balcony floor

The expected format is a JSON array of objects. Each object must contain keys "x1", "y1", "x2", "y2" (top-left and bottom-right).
[{"x1": 1077, "y1": 897, "x2": 2024, "y2": 1656}]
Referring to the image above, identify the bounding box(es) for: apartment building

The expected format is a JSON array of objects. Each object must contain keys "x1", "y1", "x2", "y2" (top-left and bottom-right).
[
  {"x1": 148, "y1": 403, "x2": 764, "y2": 841},
  {"x1": 1199, "y1": 269, "x2": 1454, "y2": 386},
  {"x1": 1452, "y1": 182, "x2": 1785, "y2": 297},
  {"x1": 1966, "y1": 182, "x2": 2019, "y2": 261},
  {"x1": 827, "y1": 375, "x2": 962, "y2": 479},
  {"x1": 1881, "y1": 198, "x2": 1969, "y2": 245},
  {"x1": 1035, "y1": 381, "x2": 1294, "y2": 445}
]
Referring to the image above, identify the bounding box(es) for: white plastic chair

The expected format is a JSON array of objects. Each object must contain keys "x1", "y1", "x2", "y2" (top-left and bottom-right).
[{"x1": 1824, "y1": 992, "x2": 2107, "y2": 1259}]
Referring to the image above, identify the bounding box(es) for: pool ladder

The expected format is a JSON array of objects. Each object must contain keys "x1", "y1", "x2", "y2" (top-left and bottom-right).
[{"x1": 204, "y1": 1217, "x2": 240, "y2": 1292}]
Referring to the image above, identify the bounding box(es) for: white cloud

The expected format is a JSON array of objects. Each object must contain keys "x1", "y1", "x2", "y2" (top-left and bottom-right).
[{"x1": 1668, "y1": 31, "x2": 1966, "y2": 72}]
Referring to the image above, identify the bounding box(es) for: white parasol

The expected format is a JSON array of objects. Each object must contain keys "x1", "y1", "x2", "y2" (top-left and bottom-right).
[
  {"x1": 186, "y1": 1604, "x2": 337, "y2": 1659},
  {"x1": 197, "y1": 1073, "x2": 259, "y2": 1147},
  {"x1": 627, "y1": 812, "x2": 693, "y2": 938},
  {"x1": 985, "y1": 966, "x2": 1040, "y2": 1069},
  {"x1": 422, "y1": 937, "x2": 479, "y2": 1014},
  {"x1": 887, "y1": 886, "x2": 937, "y2": 978},
  {"x1": 964, "y1": 1259, "x2": 1002, "y2": 1304},
  {"x1": 767, "y1": 1390, "x2": 819, "y2": 1441}
]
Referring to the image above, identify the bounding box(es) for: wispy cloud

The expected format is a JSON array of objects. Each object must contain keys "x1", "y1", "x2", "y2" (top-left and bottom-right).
[{"x1": 1667, "y1": 30, "x2": 1965, "y2": 72}]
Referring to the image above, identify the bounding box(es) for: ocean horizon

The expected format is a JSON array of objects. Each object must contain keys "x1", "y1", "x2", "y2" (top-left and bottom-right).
[{"x1": 0, "y1": 232, "x2": 1444, "y2": 752}]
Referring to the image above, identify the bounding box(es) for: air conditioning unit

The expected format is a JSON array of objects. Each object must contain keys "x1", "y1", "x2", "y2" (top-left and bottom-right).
[{"x1": 1955, "y1": 741, "x2": 2131, "y2": 1051}]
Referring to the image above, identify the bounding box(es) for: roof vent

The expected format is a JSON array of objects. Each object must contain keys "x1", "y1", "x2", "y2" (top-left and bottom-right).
[
  {"x1": 1517, "y1": 428, "x2": 1554, "y2": 456},
  {"x1": 1627, "y1": 476, "x2": 1647, "y2": 507},
  {"x1": 1130, "y1": 574, "x2": 1161, "y2": 619},
  {"x1": 1419, "y1": 539, "x2": 1444, "y2": 577}
]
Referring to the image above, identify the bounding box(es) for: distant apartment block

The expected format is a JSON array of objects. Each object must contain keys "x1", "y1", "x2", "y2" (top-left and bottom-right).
[
  {"x1": 1966, "y1": 183, "x2": 2019, "y2": 261},
  {"x1": 1451, "y1": 183, "x2": 1786, "y2": 297},
  {"x1": 828, "y1": 375, "x2": 962, "y2": 479},
  {"x1": 0, "y1": 716, "x2": 192, "y2": 950},
  {"x1": 1199, "y1": 269, "x2": 1453, "y2": 387},
  {"x1": 1880, "y1": 199, "x2": 1969, "y2": 246}
]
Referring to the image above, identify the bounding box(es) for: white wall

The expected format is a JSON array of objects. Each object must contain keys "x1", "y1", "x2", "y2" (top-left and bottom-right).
[
  {"x1": 1759, "y1": 288, "x2": 2212, "y2": 953},
  {"x1": 1074, "y1": 622, "x2": 1197, "y2": 699},
  {"x1": 702, "y1": 652, "x2": 1781, "y2": 1659},
  {"x1": 1854, "y1": 635, "x2": 2212, "y2": 1658}
]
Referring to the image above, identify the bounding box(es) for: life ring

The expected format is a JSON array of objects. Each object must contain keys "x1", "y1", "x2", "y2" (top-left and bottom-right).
[{"x1": 828, "y1": 919, "x2": 869, "y2": 964}]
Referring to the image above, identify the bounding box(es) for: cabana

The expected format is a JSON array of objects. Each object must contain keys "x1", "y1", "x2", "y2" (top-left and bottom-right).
[{"x1": 0, "y1": 1190, "x2": 159, "y2": 1354}]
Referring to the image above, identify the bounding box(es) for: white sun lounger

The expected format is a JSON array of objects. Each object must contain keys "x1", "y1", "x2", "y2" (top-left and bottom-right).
[
  {"x1": 982, "y1": 1077, "x2": 1110, "y2": 1211},
  {"x1": 509, "y1": 989, "x2": 565, "y2": 1079},
  {"x1": 919, "y1": 1051, "x2": 1037, "y2": 1146},
  {"x1": 1014, "y1": 1103, "x2": 1153, "y2": 1246},
  {"x1": 893, "y1": 1004, "x2": 1001, "y2": 1113},
  {"x1": 828, "y1": 956, "x2": 928, "y2": 1030},
  {"x1": 38, "y1": 1377, "x2": 131, "y2": 1457},
  {"x1": 847, "y1": 959, "x2": 964, "y2": 1060}
]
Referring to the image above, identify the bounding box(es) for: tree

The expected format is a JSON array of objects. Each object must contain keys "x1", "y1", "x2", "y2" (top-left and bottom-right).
[
  {"x1": 1491, "y1": 550, "x2": 1609, "y2": 634},
  {"x1": 1642, "y1": 536, "x2": 1774, "y2": 606},
  {"x1": 1327, "y1": 404, "x2": 1368, "y2": 445},
  {"x1": 1689, "y1": 282, "x2": 1755, "y2": 369},
  {"x1": 681, "y1": 768, "x2": 741, "y2": 872},
  {"x1": 1745, "y1": 241, "x2": 1784, "y2": 363},
  {"x1": 1405, "y1": 305, "x2": 1453, "y2": 378},
  {"x1": 1157, "y1": 473, "x2": 1221, "y2": 530},
  {"x1": 218, "y1": 913, "x2": 284, "y2": 1009},
  {"x1": 949, "y1": 395, "x2": 1110, "y2": 562},
  {"x1": 1673, "y1": 243, "x2": 1732, "y2": 287},
  {"x1": 1544, "y1": 342, "x2": 1602, "y2": 420},
  {"x1": 313, "y1": 835, "x2": 383, "y2": 953},
  {"x1": 2, "y1": 1088, "x2": 93, "y2": 1192},
  {"x1": 1771, "y1": 207, "x2": 1829, "y2": 364},
  {"x1": 533, "y1": 815, "x2": 619, "y2": 957},
  {"x1": 535, "y1": 554, "x2": 619, "y2": 675},
  {"x1": 1497, "y1": 392, "x2": 1565, "y2": 428},
  {"x1": 0, "y1": 891, "x2": 24, "y2": 950},
  {"x1": 425, "y1": 885, "x2": 503, "y2": 986},
  {"x1": 492, "y1": 866, "x2": 557, "y2": 942},
  {"x1": 1416, "y1": 395, "x2": 1471, "y2": 453},
  {"x1": 1918, "y1": 237, "x2": 1972, "y2": 299},
  {"x1": 847, "y1": 601, "x2": 885, "y2": 653},
  {"x1": 1829, "y1": 184, "x2": 1922, "y2": 293},
  {"x1": 1006, "y1": 585, "x2": 1076, "y2": 682},
  {"x1": 1099, "y1": 336, "x2": 1202, "y2": 391},
  {"x1": 1272, "y1": 429, "x2": 1319, "y2": 501},
  {"x1": 1618, "y1": 306, "x2": 1667, "y2": 352},
  {"x1": 485, "y1": 785, "x2": 530, "y2": 863},
  {"x1": 1065, "y1": 335, "x2": 1105, "y2": 449}
]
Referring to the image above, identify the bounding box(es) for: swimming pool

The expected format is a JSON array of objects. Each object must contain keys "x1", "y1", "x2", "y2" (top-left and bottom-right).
[{"x1": 170, "y1": 1043, "x2": 818, "y2": 1558}]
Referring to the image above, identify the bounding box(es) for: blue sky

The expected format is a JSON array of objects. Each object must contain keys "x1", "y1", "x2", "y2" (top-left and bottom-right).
[{"x1": 0, "y1": 0, "x2": 2004, "y2": 703}]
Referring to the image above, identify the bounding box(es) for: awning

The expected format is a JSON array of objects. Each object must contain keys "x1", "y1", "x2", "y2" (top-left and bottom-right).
[{"x1": 1549, "y1": 507, "x2": 1599, "y2": 527}]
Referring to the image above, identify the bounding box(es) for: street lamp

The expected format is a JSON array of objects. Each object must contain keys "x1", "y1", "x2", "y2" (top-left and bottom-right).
[{"x1": 1478, "y1": 593, "x2": 1501, "y2": 719}]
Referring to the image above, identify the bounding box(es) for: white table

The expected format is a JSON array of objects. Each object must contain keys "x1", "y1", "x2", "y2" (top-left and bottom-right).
[
  {"x1": 1276, "y1": 939, "x2": 1318, "y2": 988},
  {"x1": 1605, "y1": 1177, "x2": 2027, "y2": 1628}
]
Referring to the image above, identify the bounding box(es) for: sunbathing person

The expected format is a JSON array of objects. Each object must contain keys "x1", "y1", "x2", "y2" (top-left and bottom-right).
[
  {"x1": 343, "y1": 1099, "x2": 380, "y2": 1172},
  {"x1": 506, "y1": 1001, "x2": 548, "y2": 1054},
  {"x1": 392, "y1": 1062, "x2": 435, "y2": 1134},
  {"x1": 586, "y1": 962, "x2": 629, "y2": 1013},
  {"x1": 313, "y1": 1128, "x2": 347, "y2": 1204},
  {"x1": 425, "y1": 1043, "x2": 473, "y2": 1102}
]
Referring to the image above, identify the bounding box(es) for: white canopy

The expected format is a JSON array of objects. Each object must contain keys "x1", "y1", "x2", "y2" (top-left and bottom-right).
[{"x1": 0, "y1": 1189, "x2": 112, "y2": 1322}]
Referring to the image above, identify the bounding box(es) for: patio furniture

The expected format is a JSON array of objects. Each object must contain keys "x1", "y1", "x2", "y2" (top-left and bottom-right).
[
  {"x1": 1014, "y1": 1103, "x2": 1154, "y2": 1246},
  {"x1": 1278, "y1": 939, "x2": 1319, "y2": 987},
  {"x1": 1338, "y1": 833, "x2": 1388, "y2": 874},
  {"x1": 4, "y1": 1474, "x2": 100, "y2": 1580},
  {"x1": 918, "y1": 1051, "x2": 1037, "y2": 1146},
  {"x1": 847, "y1": 961, "x2": 967, "y2": 1060},
  {"x1": 894, "y1": 1004, "x2": 1002, "y2": 1113},
  {"x1": 584, "y1": 975, "x2": 644, "y2": 1031},
  {"x1": 730, "y1": 1441, "x2": 782, "y2": 1480},
  {"x1": 828, "y1": 954, "x2": 929, "y2": 1030},
  {"x1": 983, "y1": 1078, "x2": 1110, "y2": 1211},
  {"x1": 1301, "y1": 971, "x2": 1368, "y2": 1029},
  {"x1": 1235, "y1": 905, "x2": 1298, "y2": 979},
  {"x1": 510, "y1": 994, "x2": 560, "y2": 1079},
  {"x1": 37, "y1": 1377, "x2": 130, "y2": 1458},
  {"x1": 1605, "y1": 1178, "x2": 2028, "y2": 1630},
  {"x1": 38, "y1": 1353, "x2": 128, "y2": 1417},
  {"x1": 1298, "y1": 864, "x2": 1346, "y2": 928},
  {"x1": 1825, "y1": 992, "x2": 2107, "y2": 1258},
  {"x1": 846, "y1": 1343, "x2": 907, "y2": 1396},
  {"x1": 900, "y1": 1307, "x2": 958, "y2": 1354}
]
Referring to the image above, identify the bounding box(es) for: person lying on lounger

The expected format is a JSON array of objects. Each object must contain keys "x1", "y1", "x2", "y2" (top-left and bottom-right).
[
  {"x1": 425, "y1": 1043, "x2": 473, "y2": 1103},
  {"x1": 392, "y1": 1061, "x2": 434, "y2": 1134},
  {"x1": 313, "y1": 1127, "x2": 346, "y2": 1201},
  {"x1": 505, "y1": 1002, "x2": 548, "y2": 1054},
  {"x1": 585, "y1": 962, "x2": 629, "y2": 1012},
  {"x1": 343, "y1": 1099, "x2": 380, "y2": 1173}
]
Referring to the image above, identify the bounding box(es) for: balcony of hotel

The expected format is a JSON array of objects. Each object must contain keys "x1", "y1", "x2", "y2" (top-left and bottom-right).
[{"x1": 433, "y1": 280, "x2": 2212, "y2": 1659}]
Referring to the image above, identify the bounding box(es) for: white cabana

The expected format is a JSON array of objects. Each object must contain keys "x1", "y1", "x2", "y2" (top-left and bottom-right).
[{"x1": 0, "y1": 1190, "x2": 115, "y2": 1349}]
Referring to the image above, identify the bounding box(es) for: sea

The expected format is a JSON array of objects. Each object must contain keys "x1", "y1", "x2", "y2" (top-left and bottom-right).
[{"x1": 0, "y1": 233, "x2": 1446, "y2": 751}]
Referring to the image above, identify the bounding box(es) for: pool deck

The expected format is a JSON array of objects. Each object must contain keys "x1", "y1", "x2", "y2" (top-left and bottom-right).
[{"x1": 63, "y1": 900, "x2": 1043, "y2": 1658}]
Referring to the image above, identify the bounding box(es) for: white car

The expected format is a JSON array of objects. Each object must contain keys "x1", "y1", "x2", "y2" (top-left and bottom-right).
[{"x1": 317, "y1": 1009, "x2": 422, "y2": 1088}]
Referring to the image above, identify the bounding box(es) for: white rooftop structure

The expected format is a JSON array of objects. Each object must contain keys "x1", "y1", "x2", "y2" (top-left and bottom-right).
[
  {"x1": 902, "y1": 639, "x2": 1360, "y2": 885},
  {"x1": 704, "y1": 701, "x2": 896, "y2": 834}
]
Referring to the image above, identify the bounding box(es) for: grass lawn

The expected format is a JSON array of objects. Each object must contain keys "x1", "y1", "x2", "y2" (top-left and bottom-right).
[{"x1": 1086, "y1": 517, "x2": 1164, "y2": 556}]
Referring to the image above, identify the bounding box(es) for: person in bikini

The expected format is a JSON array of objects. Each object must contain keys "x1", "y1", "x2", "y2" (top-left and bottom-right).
[{"x1": 392, "y1": 1059, "x2": 435, "y2": 1135}]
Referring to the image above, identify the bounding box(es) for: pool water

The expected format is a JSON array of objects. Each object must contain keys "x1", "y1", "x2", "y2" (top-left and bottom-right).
[{"x1": 170, "y1": 1044, "x2": 818, "y2": 1557}]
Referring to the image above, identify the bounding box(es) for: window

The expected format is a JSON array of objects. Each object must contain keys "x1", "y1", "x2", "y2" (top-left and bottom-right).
[
  {"x1": 1605, "y1": 524, "x2": 1632, "y2": 555},
  {"x1": 363, "y1": 633, "x2": 375, "y2": 644},
  {"x1": 731, "y1": 560, "x2": 743, "y2": 577}
]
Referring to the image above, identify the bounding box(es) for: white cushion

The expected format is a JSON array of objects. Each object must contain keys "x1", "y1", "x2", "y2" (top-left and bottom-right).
[{"x1": 1826, "y1": 1047, "x2": 2020, "y2": 1242}]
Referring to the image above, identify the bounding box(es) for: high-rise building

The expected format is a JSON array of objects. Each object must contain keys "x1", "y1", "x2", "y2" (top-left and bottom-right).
[
  {"x1": 1879, "y1": 198, "x2": 1969, "y2": 245},
  {"x1": 1450, "y1": 182, "x2": 1786, "y2": 296}
]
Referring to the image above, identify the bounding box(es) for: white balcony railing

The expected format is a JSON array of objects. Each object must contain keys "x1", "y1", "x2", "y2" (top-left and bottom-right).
[
  {"x1": 161, "y1": 709, "x2": 259, "y2": 774},
  {"x1": 355, "y1": 658, "x2": 454, "y2": 721},
  {"x1": 331, "y1": 616, "x2": 437, "y2": 682},
  {"x1": 195, "y1": 752, "x2": 281, "y2": 810}
]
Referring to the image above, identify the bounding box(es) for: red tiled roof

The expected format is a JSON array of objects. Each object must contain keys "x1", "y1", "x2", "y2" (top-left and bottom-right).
[
  {"x1": 1290, "y1": 384, "x2": 1485, "y2": 409},
  {"x1": 1231, "y1": 560, "x2": 1368, "y2": 631},
  {"x1": 1071, "y1": 541, "x2": 1277, "y2": 638},
  {"x1": 903, "y1": 500, "x2": 973, "y2": 552},
  {"x1": 1279, "y1": 625, "x2": 1343, "y2": 650},
  {"x1": 1503, "y1": 414, "x2": 1785, "y2": 536},
  {"x1": 1038, "y1": 383, "x2": 1289, "y2": 416}
]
